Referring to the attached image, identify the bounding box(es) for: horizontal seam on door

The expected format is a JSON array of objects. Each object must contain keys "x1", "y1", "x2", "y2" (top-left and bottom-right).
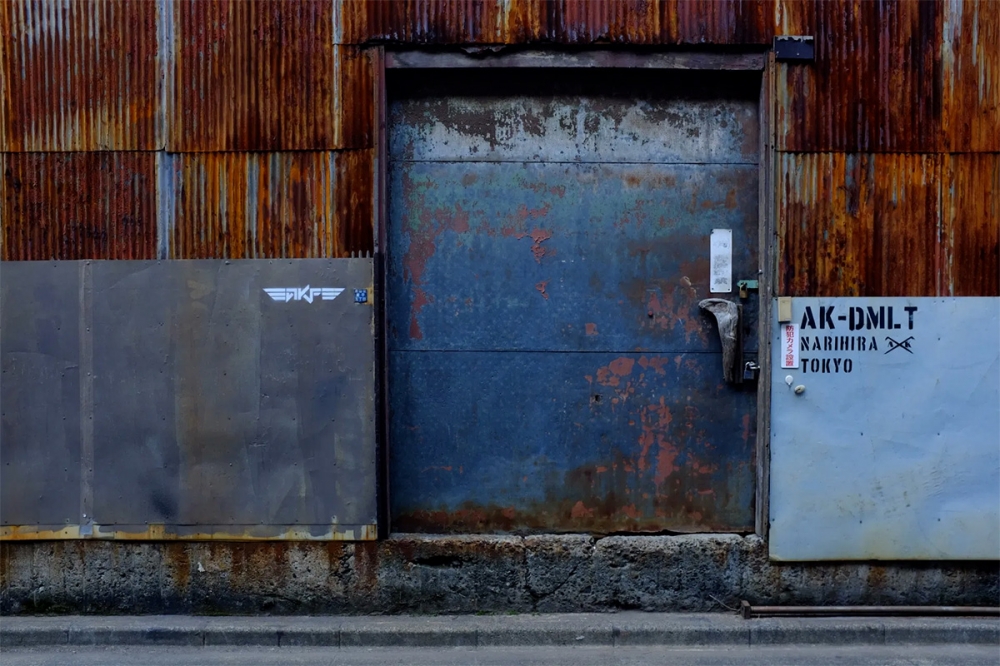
[
  {"x1": 387, "y1": 349, "x2": 756, "y2": 354},
  {"x1": 386, "y1": 160, "x2": 761, "y2": 166}
]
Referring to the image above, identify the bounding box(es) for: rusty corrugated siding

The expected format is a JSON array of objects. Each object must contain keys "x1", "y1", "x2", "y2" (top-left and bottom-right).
[
  {"x1": 333, "y1": 148, "x2": 376, "y2": 258},
  {"x1": 781, "y1": 152, "x2": 998, "y2": 298},
  {"x1": 776, "y1": 0, "x2": 997, "y2": 153},
  {"x1": 774, "y1": 0, "x2": 996, "y2": 298},
  {"x1": 339, "y1": 0, "x2": 507, "y2": 44},
  {"x1": 942, "y1": 0, "x2": 999, "y2": 152},
  {"x1": 337, "y1": 46, "x2": 376, "y2": 152},
  {"x1": 0, "y1": 6, "x2": 7, "y2": 152},
  {"x1": 0, "y1": 1, "x2": 989, "y2": 276},
  {"x1": 942, "y1": 153, "x2": 1000, "y2": 296},
  {"x1": 340, "y1": 0, "x2": 993, "y2": 155},
  {"x1": 777, "y1": 0, "x2": 936, "y2": 152},
  {"x1": 0, "y1": 0, "x2": 160, "y2": 151},
  {"x1": 777, "y1": 0, "x2": 878, "y2": 152},
  {"x1": 876, "y1": 0, "x2": 943, "y2": 152},
  {"x1": 873, "y1": 154, "x2": 942, "y2": 297},
  {"x1": 778, "y1": 153, "x2": 876, "y2": 297},
  {"x1": 773, "y1": 0, "x2": 813, "y2": 36},
  {"x1": 170, "y1": 1, "x2": 371, "y2": 151},
  {"x1": 671, "y1": 0, "x2": 774, "y2": 44},
  {"x1": 507, "y1": 0, "x2": 668, "y2": 44},
  {"x1": 340, "y1": 0, "x2": 777, "y2": 45},
  {"x1": 1, "y1": 153, "x2": 157, "y2": 260},
  {"x1": 167, "y1": 151, "x2": 373, "y2": 259}
]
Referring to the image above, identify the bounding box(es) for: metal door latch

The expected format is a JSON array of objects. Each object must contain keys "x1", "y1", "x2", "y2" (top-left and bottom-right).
[
  {"x1": 743, "y1": 361, "x2": 760, "y2": 382},
  {"x1": 737, "y1": 279, "x2": 759, "y2": 299},
  {"x1": 699, "y1": 298, "x2": 740, "y2": 384}
]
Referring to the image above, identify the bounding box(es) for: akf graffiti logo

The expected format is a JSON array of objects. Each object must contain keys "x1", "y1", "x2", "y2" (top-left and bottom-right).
[{"x1": 263, "y1": 287, "x2": 344, "y2": 303}]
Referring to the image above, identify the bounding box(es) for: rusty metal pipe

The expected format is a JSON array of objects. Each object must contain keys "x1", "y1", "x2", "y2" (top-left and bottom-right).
[{"x1": 740, "y1": 602, "x2": 1000, "y2": 619}]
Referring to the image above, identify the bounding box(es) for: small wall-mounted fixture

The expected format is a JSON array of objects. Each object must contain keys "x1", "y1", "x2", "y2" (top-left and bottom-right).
[{"x1": 774, "y1": 36, "x2": 815, "y2": 63}]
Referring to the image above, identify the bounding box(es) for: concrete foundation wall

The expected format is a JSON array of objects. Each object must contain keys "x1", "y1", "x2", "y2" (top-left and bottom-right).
[{"x1": 2, "y1": 535, "x2": 997, "y2": 615}]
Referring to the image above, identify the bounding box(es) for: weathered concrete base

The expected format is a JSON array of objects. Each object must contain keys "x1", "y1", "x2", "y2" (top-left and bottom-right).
[{"x1": 1, "y1": 535, "x2": 997, "y2": 614}]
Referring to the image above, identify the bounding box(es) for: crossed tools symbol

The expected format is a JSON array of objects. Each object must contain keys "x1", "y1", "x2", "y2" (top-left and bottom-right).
[{"x1": 885, "y1": 336, "x2": 914, "y2": 354}]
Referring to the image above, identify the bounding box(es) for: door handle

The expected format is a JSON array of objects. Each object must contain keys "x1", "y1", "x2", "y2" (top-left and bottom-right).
[{"x1": 699, "y1": 298, "x2": 743, "y2": 384}]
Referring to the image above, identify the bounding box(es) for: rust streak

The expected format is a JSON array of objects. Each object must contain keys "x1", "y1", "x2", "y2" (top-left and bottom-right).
[
  {"x1": 608, "y1": 357, "x2": 635, "y2": 377},
  {"x1": 528, "y1": 228, "x2": 554, "y2": 263}
]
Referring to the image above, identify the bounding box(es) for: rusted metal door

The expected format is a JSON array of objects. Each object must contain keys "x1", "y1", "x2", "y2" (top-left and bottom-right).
[{"x1": 387, "y1": 69, "x2": 759, "y2": 533}]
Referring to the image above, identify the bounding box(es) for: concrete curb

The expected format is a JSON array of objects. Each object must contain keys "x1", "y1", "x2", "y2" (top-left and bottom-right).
[
  {"x1": 6, "y1": 536, "x2": 998, "y2": 615},
  {"x1": 2, "y1": 613, "x2": 998, "y2": 649}
]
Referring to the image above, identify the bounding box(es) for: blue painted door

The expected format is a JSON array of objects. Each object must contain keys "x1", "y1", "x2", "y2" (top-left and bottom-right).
[{"x1": 387, "y1": 70, "x2": 759, "y2": 533}]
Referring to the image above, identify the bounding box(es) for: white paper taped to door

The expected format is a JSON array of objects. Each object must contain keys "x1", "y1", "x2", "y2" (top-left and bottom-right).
[{"x1": 710, "y1": 229, "x2": 732, "y2": 293}]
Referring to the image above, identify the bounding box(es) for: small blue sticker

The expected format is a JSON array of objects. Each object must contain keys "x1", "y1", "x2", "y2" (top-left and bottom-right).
[{"x1": 354, "y1": 289, "x2": 368, "y2": 304}]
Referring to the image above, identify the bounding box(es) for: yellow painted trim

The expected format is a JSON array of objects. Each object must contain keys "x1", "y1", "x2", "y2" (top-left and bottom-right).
[{"x1": 0, "y1": 523, "x2": 377, "y2": 541}]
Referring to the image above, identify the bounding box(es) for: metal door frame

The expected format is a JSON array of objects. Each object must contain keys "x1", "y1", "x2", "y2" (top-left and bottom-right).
[{"x1": 372, "y1": 48, "x2": 777, "y2": 538}]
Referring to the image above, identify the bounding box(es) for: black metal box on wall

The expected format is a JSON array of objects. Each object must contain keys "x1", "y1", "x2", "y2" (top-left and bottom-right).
[{"x1": 0, "y1": 259, "x2": 376, "y2": 540}]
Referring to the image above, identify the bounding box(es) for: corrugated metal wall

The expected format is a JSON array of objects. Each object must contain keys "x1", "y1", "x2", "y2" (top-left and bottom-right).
[
  {"x1": 2, "y1": 0, "x2": 995, "y2": 294},
  {"x1": 0, "y1": 0, "x2": 160, "y2": 152},
  {"x1": 164, "y1": 151, "x2": 373, "y2": 259},
  {"x1": 1, "y1": 0, "x2": 375, "y2": 261},
  {"x1": 1, "y1": 152, "x2": 157, "y2": 260},
  {"x1": 773, "y1": 0, "x2": 998, "y2": 297}
]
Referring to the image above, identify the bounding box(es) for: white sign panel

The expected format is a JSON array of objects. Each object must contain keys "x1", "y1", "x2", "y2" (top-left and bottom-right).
[
  {"x1": 780, "y1": 323, "x2": 799, "y2": 369},
  {"x1": 770, "y1": 297, "x2": 1000, "y2": 561},
  {"x1": 709, "y1": 229, "x2": 732, "y2": 293}
]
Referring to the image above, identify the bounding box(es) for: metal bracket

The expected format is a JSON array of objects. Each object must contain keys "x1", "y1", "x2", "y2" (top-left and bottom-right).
[{"x1": 774, "y1": 36, "x2": 815, "y2": 63}]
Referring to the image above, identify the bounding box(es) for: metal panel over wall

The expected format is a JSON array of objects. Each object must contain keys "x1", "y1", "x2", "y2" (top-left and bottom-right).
[
  {"x1": 169, "y1": 1, "x2": 374, "y2": 151},
  {"x1": 769, "y1": 297, "x2": 1000, "y2": 560},
  {"x1": 5, "y1": 0, "x2": 991, "y2": 156},
  {"x1": 778, "y1": 152, "x2": 1000, "y2": 298},
  {"x1": 339, "y1": 0, "x2": 778, "y2": 46},
  {"x1": 1, "y1": 260, "x2": 376, "y2": 540},
  {"x1": 1, "y1": 153, "x2": 157, "y2": 261},
  {"x1": 0, "y1": 150, "x2": 375, "y2": 261},
  {"x1": 0, "y1": 0, "x2": 160, "y2": 151},
  {"x1": 773, "y1": 0, "x2": 999, "y2": 152},
  {"x1": 387, "y1": 69, "x2": 760, "y2": 534},
  {"x1": 164, "y1": 151, "x2": 375, "y2": 260}
]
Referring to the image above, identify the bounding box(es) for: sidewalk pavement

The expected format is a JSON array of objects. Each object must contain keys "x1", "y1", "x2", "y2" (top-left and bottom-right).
[{"x1": 2, "y1": 613, "x2": 997, "y2": 649}]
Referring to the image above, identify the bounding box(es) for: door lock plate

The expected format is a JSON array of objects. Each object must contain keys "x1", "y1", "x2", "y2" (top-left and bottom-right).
[{"x1": 737, "y1": 279, "x2": 759, "y2": 299}]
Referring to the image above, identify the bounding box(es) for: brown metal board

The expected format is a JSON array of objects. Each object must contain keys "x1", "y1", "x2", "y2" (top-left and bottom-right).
[
  {"x1": 164, "y1": 151, "x2": 374, "y2": 260},
  {"x1": 942, "y1": 154, "x2": 1000, "y2": 297},
  {"x1": 1, "y1": 153, "x2": 157, "y2": 261},
  {"x1": 169, "y1": 1, "x2": 372, "y2": 151},
  {"x1": 0, "y1": 0, "x2": 160, "y2": 151}
]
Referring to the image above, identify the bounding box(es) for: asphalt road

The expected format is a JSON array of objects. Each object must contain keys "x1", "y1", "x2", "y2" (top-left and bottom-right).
[{"x1": 3, "y1": 645, "x2": 999, "y2": 665}]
